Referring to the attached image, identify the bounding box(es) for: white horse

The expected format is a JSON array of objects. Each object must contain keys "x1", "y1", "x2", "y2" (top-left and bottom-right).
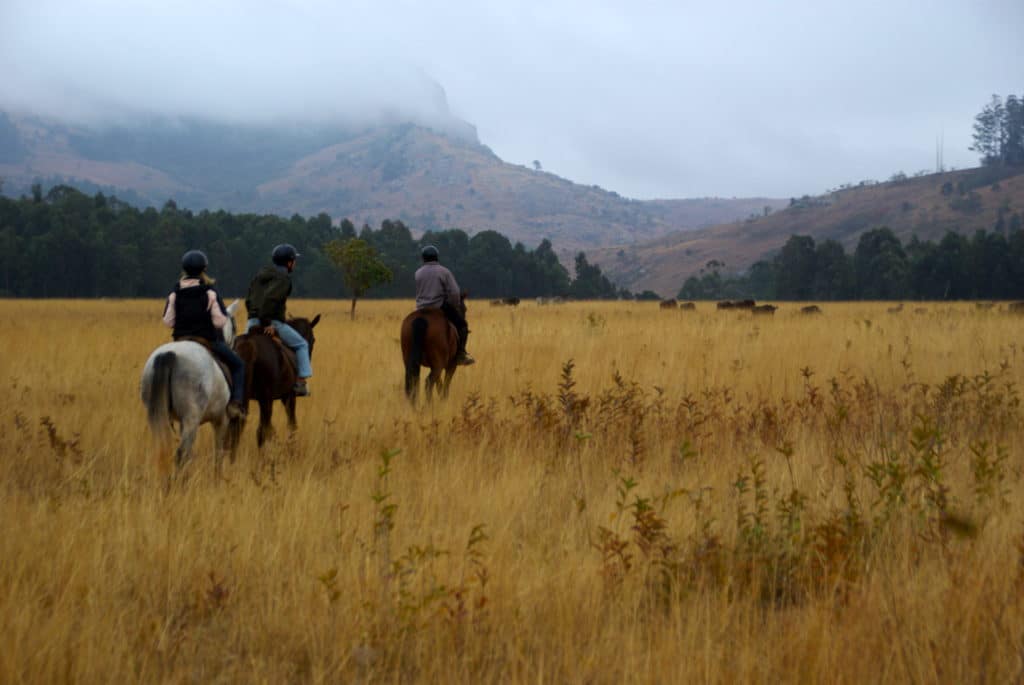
[{"x1": 140, "y1": 300, "x2": 243, "y2": 474}]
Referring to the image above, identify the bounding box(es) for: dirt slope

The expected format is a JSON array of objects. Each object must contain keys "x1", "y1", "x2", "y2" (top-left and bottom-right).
[{"x1": 592, "y1": 167, "x2": 1024, "y2": 296}]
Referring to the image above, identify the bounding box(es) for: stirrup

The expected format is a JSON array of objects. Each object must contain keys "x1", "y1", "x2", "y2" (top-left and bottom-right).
[
  {"x1": 293, "y1": 382, "x2": 311, "y2": 397},
  {"x1": 457, "y1": 352, "x2": 476, "y2": 366},
  {"x1": 226, "y1": 401, "x2": 246, "y2": 420}
]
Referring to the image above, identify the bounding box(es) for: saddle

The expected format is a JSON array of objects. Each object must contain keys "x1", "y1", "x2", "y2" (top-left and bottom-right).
[{"x1": 176, "y1": 336, "x2": 234, "y2": 388}]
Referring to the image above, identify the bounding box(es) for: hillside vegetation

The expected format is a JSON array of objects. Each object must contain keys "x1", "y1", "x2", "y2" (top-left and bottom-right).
[
  {"x1": 0, "y1": 113, "x2": 783, "y2": 254},
  {"x1": 3, "y1": 300, "x2": 1024, "y2": 681},
  {"x1": 596, "y1": 166, "x2": 1024, "y2": 295}
]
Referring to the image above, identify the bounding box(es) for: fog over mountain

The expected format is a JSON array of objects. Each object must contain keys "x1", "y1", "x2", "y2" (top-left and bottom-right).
[{"x1": 1, "y1": 0, "x2": 1022, "y2": 198}]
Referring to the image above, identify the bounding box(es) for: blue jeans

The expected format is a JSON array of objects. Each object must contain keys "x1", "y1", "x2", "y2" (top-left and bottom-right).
[
  {"x1": 247, "y1": 319, "x2": 312, "y2": 378},
  {"x1": 210, "y1": 340, "x2": 246, "y2": 403}
]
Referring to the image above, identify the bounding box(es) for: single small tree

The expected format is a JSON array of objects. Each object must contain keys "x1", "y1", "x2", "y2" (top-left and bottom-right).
[{"x1": 324, "y1": 238, "x2": 393, "y2": 319}]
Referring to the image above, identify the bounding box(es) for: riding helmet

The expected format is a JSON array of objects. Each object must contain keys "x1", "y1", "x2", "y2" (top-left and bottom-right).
[
  {"x1": 421, "y1": 245, "x2": 439, "y2": 262},
  {"x1": 272, "y1": 244, "x2": 300, "y2": 266},
  {"x1": 181, "y1": 249, "x2": 208, "y2": 277}
]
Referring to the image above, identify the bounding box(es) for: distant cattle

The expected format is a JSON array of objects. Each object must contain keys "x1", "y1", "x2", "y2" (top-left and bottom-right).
[
  {"x1": 717, "y1": 299, "x2": 756, "y2": 310},
  {"x1": 914, "y1": 307, "x2": 928, "y2": 315},
  {"x1": 679, "y1": 302, "x2": 696, "y2": 311},
  {"x1": 800, "y1": 305, "x2": 822, "y2": 315},
  {"x1": 659, "y1": 299, "x2": 678, "y2": 310},
  {"x1": 1008, "y1": 301, "x2": 1024, "y2": 314},
  {"x1": 537, "y1": 296, "x2": 566, "y2": 305},
  {"x1": 887, "y1": 303, "x2": 904, "y2": 314},
  {"x1": 490, "y1": 297, "x2": 522, "y2": 307},
  {"x1": 976, "y1": 302, "x2": 995, "y2": 310},
  {"x1": 751, "y1": 304, "x2": 777, "y2": 316}
]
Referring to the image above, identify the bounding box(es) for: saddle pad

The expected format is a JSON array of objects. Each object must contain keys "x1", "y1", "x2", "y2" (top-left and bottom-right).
[
  {"x1": 276, "y1": 340, "x2": 298, "y2": 375},
  {"x1": 176, "y1": 336, "x2": 233, "y2": 388}
]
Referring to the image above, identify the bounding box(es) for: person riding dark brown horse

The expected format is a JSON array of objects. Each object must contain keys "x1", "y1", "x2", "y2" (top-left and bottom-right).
[
  {"x1": 245, "y1": 244, "x2": 313, "y2": 396},
  {"x1": 414, "y1": 245, "x2": 475, "y2": 365},
  {"x1": 234, "y1": 315, "x2": 320, "y2": 446},
  {"x1": 401, "y1": 291, "x2": 467, "y2": 403}
]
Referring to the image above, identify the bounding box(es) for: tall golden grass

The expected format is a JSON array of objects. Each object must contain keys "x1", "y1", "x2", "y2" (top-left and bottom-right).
[{"x1": 2, "y1": 299, "x2": 1024, "y2": 683}]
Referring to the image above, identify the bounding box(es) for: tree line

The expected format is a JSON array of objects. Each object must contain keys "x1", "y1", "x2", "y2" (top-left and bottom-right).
[
  {"x1": 678, "y1": 220, "x2": 1024, "y2": 302},
  {"x1": 0, "y1": 184, "x2": 623, "y2": 300}
]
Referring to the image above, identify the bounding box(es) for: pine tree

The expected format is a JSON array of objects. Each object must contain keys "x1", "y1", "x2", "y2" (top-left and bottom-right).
[
  {"x1": 1003, "y1": 94, "x2": 1024, "y2": 166},
  {"x1": 971, "y1": 95, "x2": 1004, "y2": 165}
]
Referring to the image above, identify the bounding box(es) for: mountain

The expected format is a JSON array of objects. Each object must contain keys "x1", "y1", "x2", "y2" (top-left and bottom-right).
[
  {"x1": 591, "y1": 166, "x2": 1024, "y2": 296},
  {"x1": 0, "y1": 110, "x2": 784, "y2": 256}
]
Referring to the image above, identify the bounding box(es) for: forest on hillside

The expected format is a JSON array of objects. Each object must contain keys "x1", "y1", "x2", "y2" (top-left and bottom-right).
[
  {"x1": 677, "y1": 93, "x2": 1024, "y2": 302},
  {"x1": 679, "y1": 221, "x2": 1024, "y2": 302},
  {"x1": 0, "y1": 185, "x2": 620, "y2": 300}
]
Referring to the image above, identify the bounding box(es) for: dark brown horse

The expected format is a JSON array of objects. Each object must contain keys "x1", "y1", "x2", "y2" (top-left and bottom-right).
[
  {"x1": 401, "y1": 293, "x2": 466, "y2": 403},
  {"x1": 234, "y1": 315, "x2": 320, "y2": 447}
]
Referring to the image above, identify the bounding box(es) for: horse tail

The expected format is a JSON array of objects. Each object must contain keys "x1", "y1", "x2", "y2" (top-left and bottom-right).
[
  {"x1": 145, "y1": 351, "x2": 176, "y2": 439},
  {"x1": 405, "y1": 316, "x2": 428, "y2": 398}
]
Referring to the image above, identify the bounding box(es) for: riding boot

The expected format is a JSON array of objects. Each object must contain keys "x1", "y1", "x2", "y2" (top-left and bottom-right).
[
  {"x1": 456, "y1": 328, "x2": 476, "y2": 366},
  {"x1": 227, "y1": 379, "x2": 247, "y2": 417}
]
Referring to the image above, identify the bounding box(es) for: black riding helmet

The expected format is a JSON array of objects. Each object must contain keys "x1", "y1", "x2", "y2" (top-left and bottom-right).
[
  {"x1": 421, "y1": 245, "x2": 439, "y2": 262},
  {"x1": 181, "y1": 249, "x2": 208, "y2": 277},
  {"x1": 272, "y1": 243, "x2": 300, "y2": 266}
]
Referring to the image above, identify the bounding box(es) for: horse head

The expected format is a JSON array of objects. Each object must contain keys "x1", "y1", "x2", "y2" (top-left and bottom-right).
[
  {"x1": 224, "y1": 300, "x2": 241, "y2": 345},
  {"x1": 287, "y1": 314, "x2": 321, "y2": 358}
]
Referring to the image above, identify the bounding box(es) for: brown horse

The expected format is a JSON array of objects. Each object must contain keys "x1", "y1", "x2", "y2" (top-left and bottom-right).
[
  {"x1": 401, "y1": 293, "x2": 466, "y2": 403},
  {"x1": 234, "y1": 315, "x2": 320, "y2": 447}
]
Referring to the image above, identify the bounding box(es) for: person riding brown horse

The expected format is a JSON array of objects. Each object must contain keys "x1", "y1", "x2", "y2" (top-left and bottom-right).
[
  {"x1": 234, "y1": 315, "x2": 320, "y2": 446},
  {"x1": 414, "y1": 245, "x2": 475, "y2": 366},
  {"x1": 401, "y1": 291, "x2": 467, "y2": 403},
  {"x1": 245, "y1": 244, "x2": 313, "y2": 396}
]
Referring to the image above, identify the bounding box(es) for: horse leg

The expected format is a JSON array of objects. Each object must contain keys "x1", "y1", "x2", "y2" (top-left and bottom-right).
[
  {"x1": 175, "y1": 414, "x2": 200, "y2": 471},
  {"x1": 256, "y1": 398, "x2": 274, "y2": 447},
  {"x1": 283, "y1": 395, "x2": 297, "y2": 434},
  {"x1": 212, "y1": 416, "x2": 229, "y2": 479},
  {"x1": 227, "y1": 416, "x2": 243, "y2": 464},
  {"x1": 405, "y1": 366, "x2": 420, "y2": 405},
  {"x1": 425, "y1": 367, "x2": 443, "y2": 403},
  {"x1": 442, "y1": 364, "x2": 457, "y2": 400}
]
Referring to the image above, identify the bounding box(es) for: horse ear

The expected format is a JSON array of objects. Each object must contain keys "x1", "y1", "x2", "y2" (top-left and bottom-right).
[
  {"x1": 226, "y1": 300, "x2": 240, "y2": 314},
  {"x1": 311, "y1": 314, "x2": 321, "y2": 328}
]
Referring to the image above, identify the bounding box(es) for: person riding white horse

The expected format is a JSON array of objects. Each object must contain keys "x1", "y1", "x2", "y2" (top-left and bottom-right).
[
  {"x1": 161, "y1": 250, "x2": 246, "y2": 419},
  {"x1": 141, "y1": 252, "x2": 244, "y2": 474}
]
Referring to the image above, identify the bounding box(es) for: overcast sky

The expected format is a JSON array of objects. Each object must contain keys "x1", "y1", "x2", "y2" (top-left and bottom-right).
[{"x1": 1, "y1": 0, "x2": 1021, "y2": 199}]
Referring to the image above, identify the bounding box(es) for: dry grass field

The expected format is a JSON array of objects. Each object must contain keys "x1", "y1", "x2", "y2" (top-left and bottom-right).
[{"x1": 3, "y1": 299, "x2": 1024, "y2": 683}]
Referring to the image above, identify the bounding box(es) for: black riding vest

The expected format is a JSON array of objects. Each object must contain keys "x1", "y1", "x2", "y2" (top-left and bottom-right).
[{"x1": 172, "y1": 284, "x2": 217, "y2": 341}]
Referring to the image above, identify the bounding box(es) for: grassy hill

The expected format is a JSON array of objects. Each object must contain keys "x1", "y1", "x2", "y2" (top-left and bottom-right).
[
  {"x1": 0, "y1": 112, "x2": 784, "y2": 256},
  {"x1": 593, "y1": 166, "x2": 1024, "y2": 296}
]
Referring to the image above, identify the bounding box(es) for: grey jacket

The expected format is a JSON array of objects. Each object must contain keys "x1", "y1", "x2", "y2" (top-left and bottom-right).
[{"x1": 415, "y1": 262, "x2": 461, "y2": 309}]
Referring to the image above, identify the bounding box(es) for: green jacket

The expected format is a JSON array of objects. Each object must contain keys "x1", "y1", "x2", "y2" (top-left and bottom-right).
[{"x1": 246, "y1": 265, "x2": 292, "y2": 326}]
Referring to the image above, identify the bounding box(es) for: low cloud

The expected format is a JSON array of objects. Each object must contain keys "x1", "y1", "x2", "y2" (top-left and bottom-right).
[{"x1": 2, "y1": 0, "x2": 1021, "y2": 198}]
